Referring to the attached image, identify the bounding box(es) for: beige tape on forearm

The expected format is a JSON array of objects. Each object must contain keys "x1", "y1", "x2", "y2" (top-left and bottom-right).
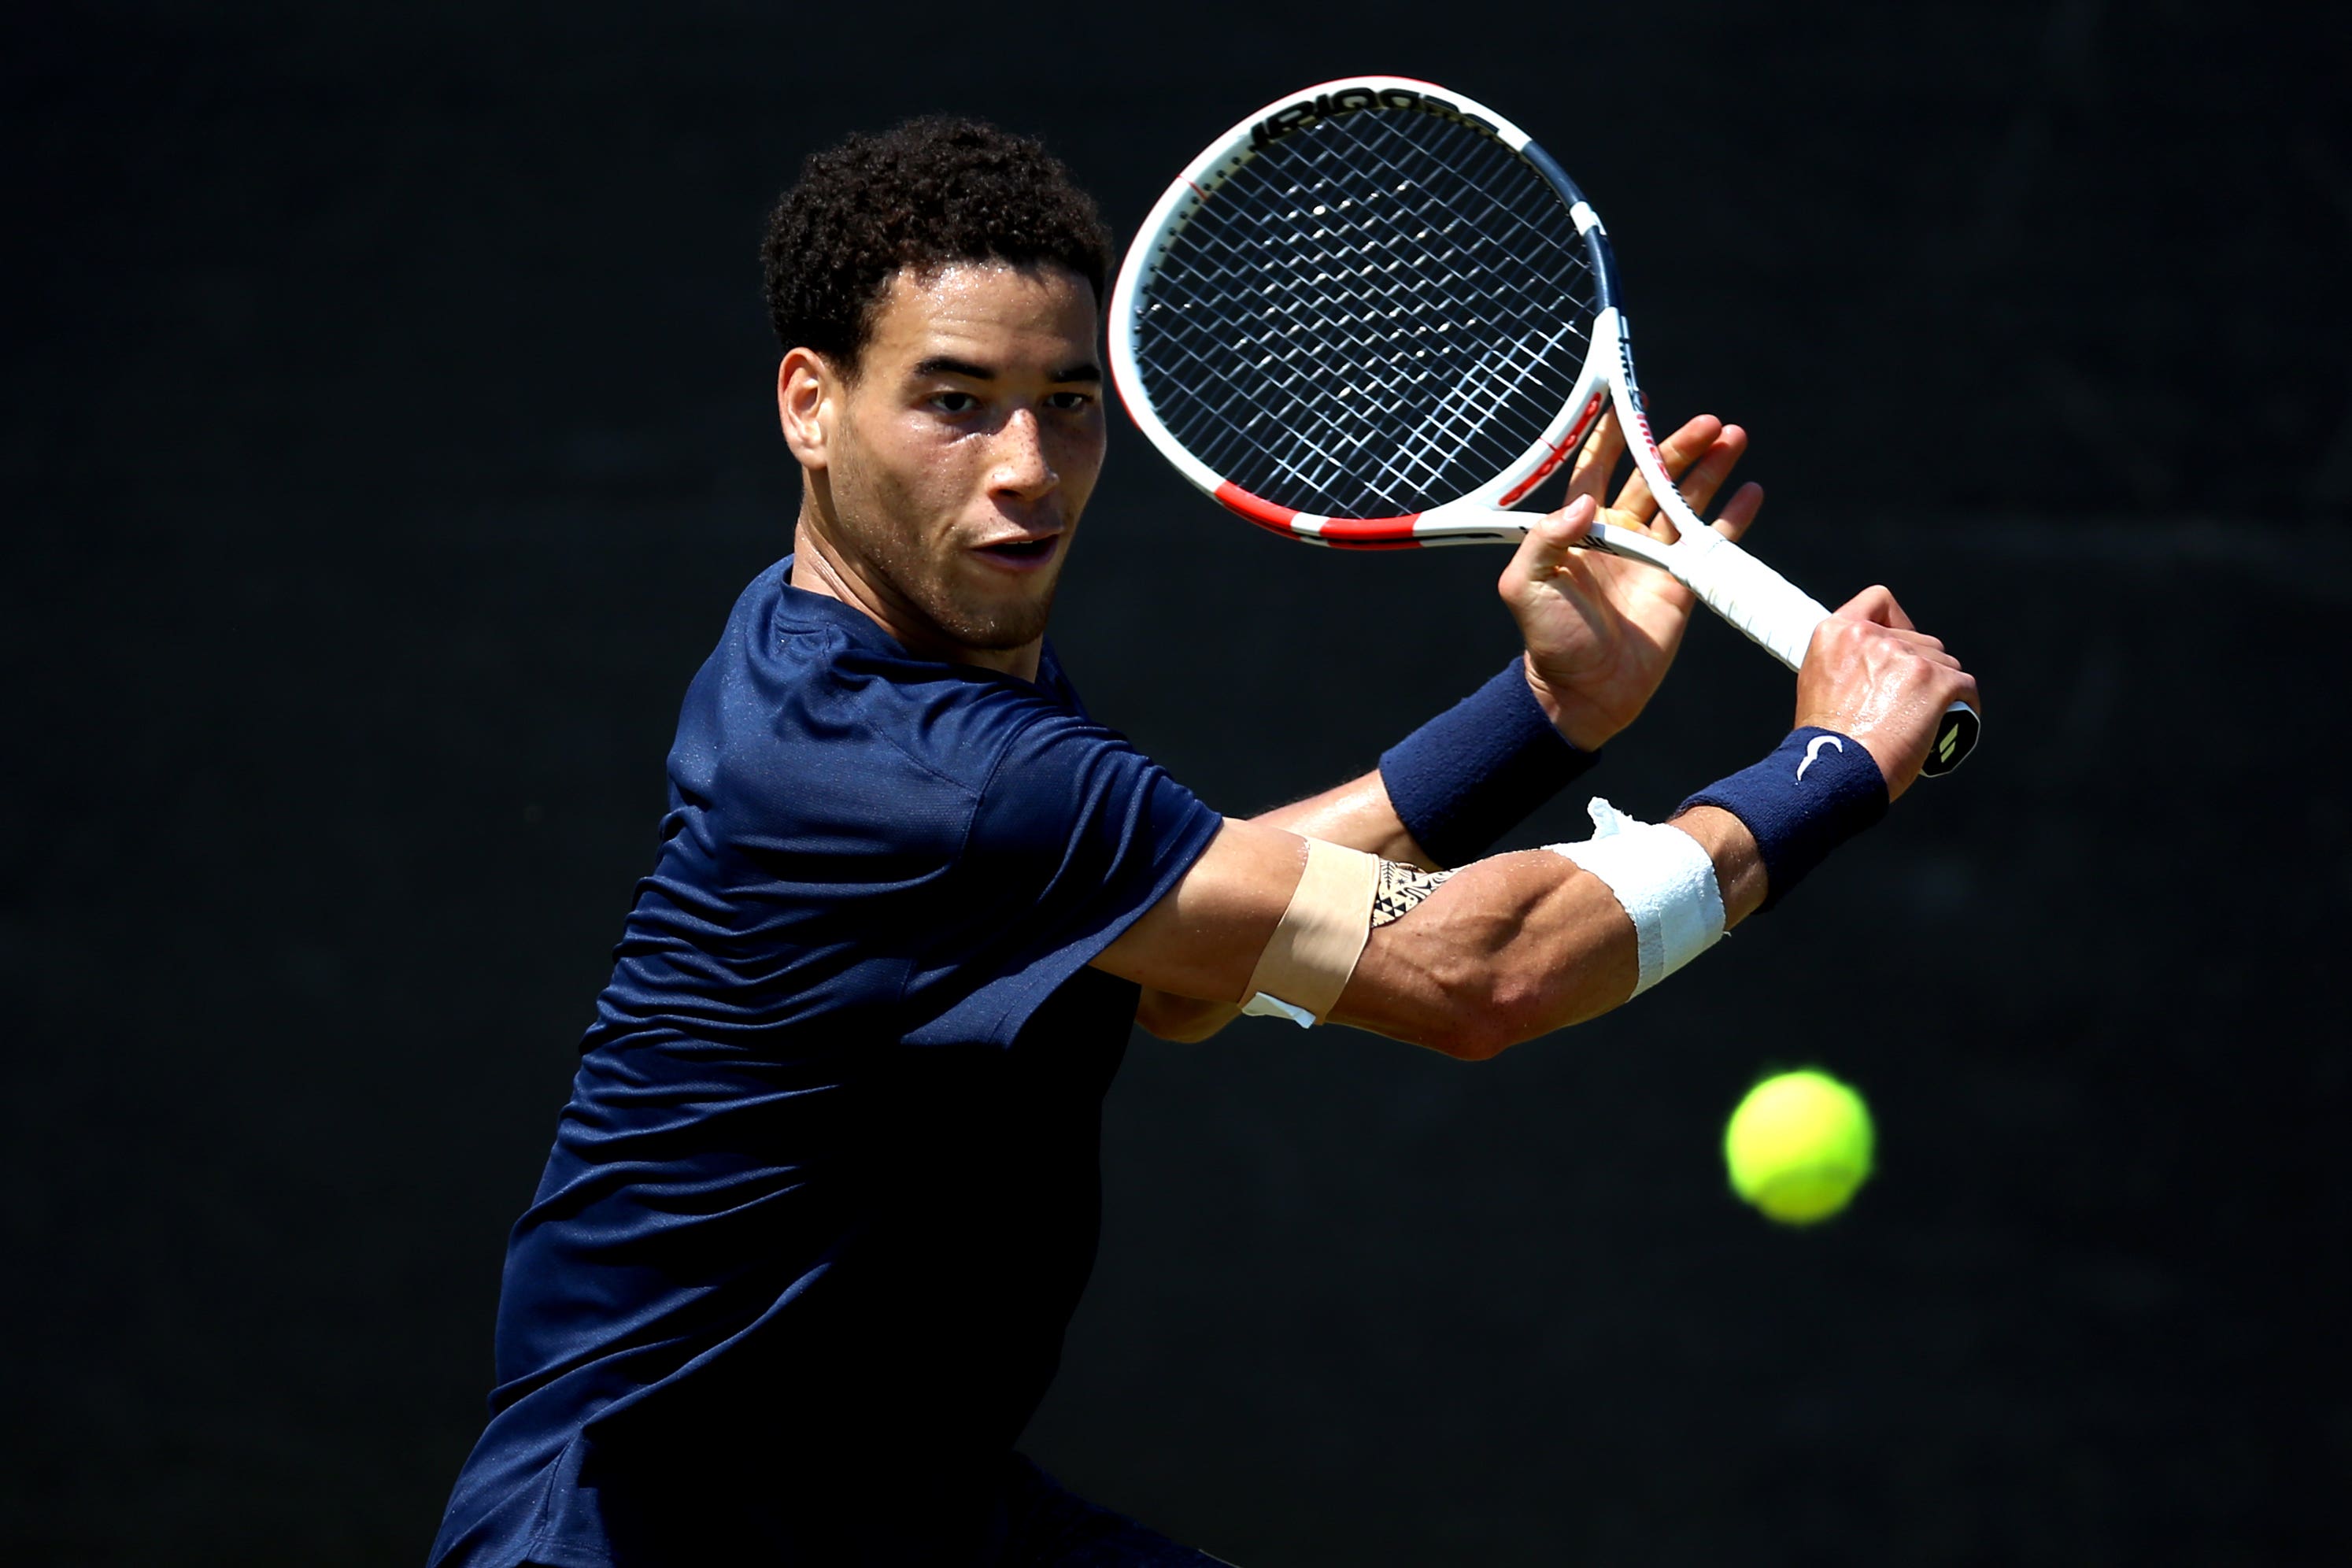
[{"x1": 1241, "y1": 837, "x2": 1381, "y2": 1024}]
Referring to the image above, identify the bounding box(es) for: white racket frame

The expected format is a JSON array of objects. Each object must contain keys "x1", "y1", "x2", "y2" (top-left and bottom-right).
[
  {"x1": 1109, "y1": 76, "x2": 1978, "y2": 775},
  {"x1": 1111, "y1": 76, "x2": 1840, "y2": 674}
]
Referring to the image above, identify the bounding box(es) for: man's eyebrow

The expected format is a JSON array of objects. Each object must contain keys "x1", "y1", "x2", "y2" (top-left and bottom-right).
[
  {"x1": 908, "y1": 355, "x2": 1103, "y2": 384},
  {"x1": 912, "y1": 355, "x2": 995, "y2": 381}
]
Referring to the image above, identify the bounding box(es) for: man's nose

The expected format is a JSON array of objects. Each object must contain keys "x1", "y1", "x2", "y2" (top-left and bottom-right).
[{"x1": 987, "y1": 409, "x2": 1058, "y2": 501}]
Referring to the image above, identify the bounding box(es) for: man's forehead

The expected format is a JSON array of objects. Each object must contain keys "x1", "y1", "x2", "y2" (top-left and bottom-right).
[{"x1": 868, "y1": 261, "x2": 1098, "y2": 364}]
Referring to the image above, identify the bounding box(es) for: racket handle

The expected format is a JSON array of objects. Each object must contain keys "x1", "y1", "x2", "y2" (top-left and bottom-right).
[
  {"x1": 1921, "y1": 701, "x2": 1979, "y2": 778},
  {"x1": 1583, "y1": 522, "x2": 1983, "y2": 778},
  {"x1": 1585, "y1": 522, "x2": 1825, "y2": 670}
]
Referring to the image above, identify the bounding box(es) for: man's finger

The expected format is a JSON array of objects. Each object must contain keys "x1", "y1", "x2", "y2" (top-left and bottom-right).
[
  {"x1": 1708, "y1": 480, "x2": 1764, "y2": 545},
  {"x1": 1884, "y1": 627, "x2": 1946, "y2": 654},
  {"x1": 1613, "y1": 414, "x2": 1725, "y2": 535},
  {"x1": 1835, "y1": 583, "x2": 1916, "y2": 631},
  {"x1": 1889, "y1": 631, "x2": 1962, "y2": 673},
  {"x1": 1884, "y1": 634, "x2": 1962, "y2": 672},
  {"x1": 1566, "y1": 411, "x2": 1624, "y2": 506},
  {"x1": 1512, "y1": 494, "x2": 1598, "y2": 582},
  {"x1": 1663, "y1": 423, "x2": 1748, "y2": 518}
]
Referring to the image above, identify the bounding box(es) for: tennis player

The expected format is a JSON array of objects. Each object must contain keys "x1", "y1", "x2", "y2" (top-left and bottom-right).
[{"x1": 428, "y1": 118, "x2": 1977, "y2": 1567}]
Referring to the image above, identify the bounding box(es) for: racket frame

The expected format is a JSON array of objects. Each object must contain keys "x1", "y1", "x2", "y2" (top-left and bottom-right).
[
  {"x1": 1108, "y1": 76, "x2": 1977, "y2": 775},
  {"x1": 1108, "y1": 76, "x2": 1824, "y2": 661}
]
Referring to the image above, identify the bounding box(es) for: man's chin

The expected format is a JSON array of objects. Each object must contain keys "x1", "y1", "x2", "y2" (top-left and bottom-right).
[
  {"x1": 930, "y1": 579, "x2": 1057, "y2": 654},
  {"x1": 954, "y1": 605, "x2": 1054, "y2": 653}
]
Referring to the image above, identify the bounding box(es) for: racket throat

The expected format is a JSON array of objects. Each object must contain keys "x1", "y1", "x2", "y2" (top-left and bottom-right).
[{"x1": 1594, "y1": 309, "x2": 1706, "y2": 545}]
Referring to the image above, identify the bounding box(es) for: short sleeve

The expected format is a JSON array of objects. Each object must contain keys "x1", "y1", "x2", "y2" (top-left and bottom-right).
[{"x1": 900, "y1": 710, "x2": 1222, "y2": 1049}]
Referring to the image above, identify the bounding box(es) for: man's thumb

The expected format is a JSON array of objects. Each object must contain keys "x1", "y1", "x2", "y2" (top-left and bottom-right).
[{"x1": 1525, "y1": 494, "x2": 1596, "y2": 574}]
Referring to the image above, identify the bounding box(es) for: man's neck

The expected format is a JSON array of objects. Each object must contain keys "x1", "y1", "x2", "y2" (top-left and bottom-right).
[{"x1": 787, "y1": 519, "x2": 1042, "y2": 682}]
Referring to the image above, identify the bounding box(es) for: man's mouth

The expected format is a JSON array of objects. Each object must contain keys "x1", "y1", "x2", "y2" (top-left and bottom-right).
[{"x1": 974, "y1": 534, "x2": 1061, "y2": 568}]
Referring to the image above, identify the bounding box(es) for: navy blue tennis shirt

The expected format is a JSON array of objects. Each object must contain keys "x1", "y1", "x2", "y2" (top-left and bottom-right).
[{"x1": 431, "y1": 558, "x2": 1225, "y2": 1567}]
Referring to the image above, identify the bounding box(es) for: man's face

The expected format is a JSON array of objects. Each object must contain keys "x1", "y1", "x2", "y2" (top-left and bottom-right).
[{"x1": 798, "y1": 261, "x2": 1106, "y2": 663}]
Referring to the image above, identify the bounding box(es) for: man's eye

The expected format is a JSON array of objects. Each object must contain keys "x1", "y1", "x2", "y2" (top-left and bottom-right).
[
  {"x1": 1047, "y1": 391, "x2": 1095, "y2": 412},
  {"x1": 930, "y1": 390, "x2": 978, "y2": 414}
]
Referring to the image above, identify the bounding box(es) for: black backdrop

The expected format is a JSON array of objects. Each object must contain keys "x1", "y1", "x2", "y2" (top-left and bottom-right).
[{"x1": 9, "y1": 2, "x2": 2350, "y2": 1562}]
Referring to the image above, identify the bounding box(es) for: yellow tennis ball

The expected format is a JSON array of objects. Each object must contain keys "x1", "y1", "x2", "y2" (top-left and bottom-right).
[{"x1": 1723, "y1": 1070, "x2": 1875, "y2": 1224}]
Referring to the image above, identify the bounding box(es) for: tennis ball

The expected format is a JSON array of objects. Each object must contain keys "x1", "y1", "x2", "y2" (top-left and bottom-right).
[{"x1": 1723, "y1": 1070, "x2": 1874, "y2": 1224}]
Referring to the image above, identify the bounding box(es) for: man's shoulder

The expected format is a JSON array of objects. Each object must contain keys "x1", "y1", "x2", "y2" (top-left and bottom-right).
[{"x1": 676, "y1": 560, "x2": 1111, "y2": 819}]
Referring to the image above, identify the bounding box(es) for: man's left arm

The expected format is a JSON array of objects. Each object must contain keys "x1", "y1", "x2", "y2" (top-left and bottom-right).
[{"x1": 1136, "y1": 412, "x2": 1762, "y2": 1041}]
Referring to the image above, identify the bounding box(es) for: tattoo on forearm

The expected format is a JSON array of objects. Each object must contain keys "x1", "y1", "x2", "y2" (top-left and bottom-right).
[{"x1": 1371, "y1": 860, "x2": 1456, "y2": 928}]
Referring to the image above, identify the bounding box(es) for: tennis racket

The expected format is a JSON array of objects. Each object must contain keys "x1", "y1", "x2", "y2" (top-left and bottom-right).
[{"x1": 1107, "y1": 76, "x2": 1979, "y2": 777}]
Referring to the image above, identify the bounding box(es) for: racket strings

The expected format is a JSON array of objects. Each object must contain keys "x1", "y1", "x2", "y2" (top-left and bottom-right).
[
  {"x1": 1155, "y1": 175, "x2": 1574, "y2": 501},
  {"x1": 1174, "y1": 130, "x2": 1575, "y2": 502},
  {"x1": 1131, "y1": 107, "x2": 1596, "y2": 517},
  {"x1": 1159, "y1": 122, "x2": 1575, "y2": 505},
  {"x1": 1181, "y1": 118, "x2": 1590, "y2": 389}
]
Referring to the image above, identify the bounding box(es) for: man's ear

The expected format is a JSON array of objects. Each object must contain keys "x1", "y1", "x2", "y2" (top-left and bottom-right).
[{"x1": 778, "y1": 347, "x2": 838, "y2": 469}]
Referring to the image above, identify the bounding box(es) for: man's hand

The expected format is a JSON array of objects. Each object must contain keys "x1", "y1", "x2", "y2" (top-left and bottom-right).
[
  {"x1": 1795, "y1": 586, "x2": 1980, "y2": 799},
  {"x1": 1499, "y1": 412, "x2": 1764, "y2": 752}
]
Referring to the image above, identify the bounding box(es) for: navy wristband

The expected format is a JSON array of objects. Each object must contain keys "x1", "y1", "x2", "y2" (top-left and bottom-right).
[
  {"x1": 1379, "y1": 660, "x2": 1597, "y2": 867},
  {"x1": 1678, "y1": 727, "x2": 1888, "y2": 910}
]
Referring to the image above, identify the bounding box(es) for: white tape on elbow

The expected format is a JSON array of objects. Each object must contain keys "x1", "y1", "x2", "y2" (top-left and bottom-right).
[{"x1": 1544, "y1": 797, "x2": 1725, "y2": 995}]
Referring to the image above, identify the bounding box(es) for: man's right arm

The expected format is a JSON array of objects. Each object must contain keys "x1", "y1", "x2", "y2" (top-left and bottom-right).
[
  {"x1": 1096, "y1": 586, "x2": 1978, "y2": 1056},
  {"x1": 1116, "y1": 770, "x2": 1437, "y2": 1041}
]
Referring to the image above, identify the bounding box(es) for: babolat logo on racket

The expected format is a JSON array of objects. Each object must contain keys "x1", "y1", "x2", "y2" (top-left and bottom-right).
[{"x1": 1249, "y1": 84, "x2": 1502, "y2": 149}]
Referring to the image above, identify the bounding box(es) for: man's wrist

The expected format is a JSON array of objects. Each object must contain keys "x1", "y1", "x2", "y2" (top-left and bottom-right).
[
  {"x1": 1677, "y1": 727, "x2": 1888, "y2": 910},
  {"x1": 1666, "y1": 806, "x2": 1769, "y2": 926},
  {"x1": 1381, "y1": 660, "x2": 1599, "y2": 867},
  {"x1": 1520, "y1": 654, "x2": 1619, "y2": 753}
]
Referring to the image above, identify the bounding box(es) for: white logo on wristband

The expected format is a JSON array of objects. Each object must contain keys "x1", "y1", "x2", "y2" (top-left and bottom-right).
[
  {"x1": 1796, "y1": 734, "x2": 1843, "y2": 781},
  {"x1": 1544, "y1": 798, "x2": 1726, "y2": 996}
]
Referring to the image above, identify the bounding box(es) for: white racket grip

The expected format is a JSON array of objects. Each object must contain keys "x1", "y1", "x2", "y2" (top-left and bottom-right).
[
  {"x1": 1670, "y1": 534, "x2": 1831, "y2": 671},
  {"x1": 1579, "y1": 520, "x2": 1983, "y2": 776},
  {"x1": 1581, "y1": 521, "x2": 1829, "y2": 671}
]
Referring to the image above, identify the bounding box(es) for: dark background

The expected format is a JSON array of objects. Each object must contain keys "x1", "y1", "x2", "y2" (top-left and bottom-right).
[{"x1": 9, "y1": 2, "x2": 2349, "y2": 1562}]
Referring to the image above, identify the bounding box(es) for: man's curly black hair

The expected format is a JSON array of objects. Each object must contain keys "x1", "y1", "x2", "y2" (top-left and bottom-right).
[{"x1": 760, "y1": 117, "x2": 1113, "y2": 375}]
